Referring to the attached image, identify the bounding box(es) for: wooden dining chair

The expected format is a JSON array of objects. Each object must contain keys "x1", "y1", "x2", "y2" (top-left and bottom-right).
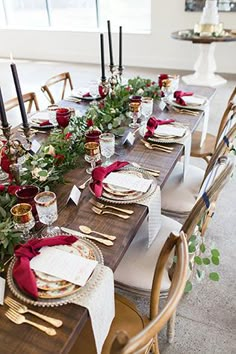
[
  {"x1": 161, "y1": 116, "x2": 236, "y2": 219},
  {"x1": 5, "y1": 92, "x2": 40, "y2": 113},
  {"x1": 191, "y1": 87, "x2": 236, "y2": 163},
  {"x1": 69, "y1": 231, "x2": 188, "y2": 354},
  {"x1": 41, "y1": 72, "x2": 73, "y2": 104},
  {"x1": 114, "y1": 154, "x2": 234, "y2": 301}
]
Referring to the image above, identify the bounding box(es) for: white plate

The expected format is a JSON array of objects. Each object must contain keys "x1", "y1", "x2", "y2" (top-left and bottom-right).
[
  {"x1": 139, "y1": 122, "x2": 187, "y2": 144},
  {"x1": 168, "y1": 94, "x2": 207, "y2": 111},
  {"x1": 71, "y1": 89, "x2": 100, "y2": 101},
  {"x1": 30, "y1": 112, "x2": 57, "y2": 129}
]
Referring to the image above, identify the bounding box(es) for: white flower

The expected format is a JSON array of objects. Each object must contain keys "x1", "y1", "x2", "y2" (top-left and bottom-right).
[
  {"x1": 31, "y1": 167, "x2": 42, "y2": 179},
  {"x1": 136, "y1": 88, "x2": 144, "y2": 95},
  {"x1": 44, "y1": 145, "x2": 55, "y2": 156},
  {"x1": 110, "y1": 108, "x2": 116, "y2": 114}
]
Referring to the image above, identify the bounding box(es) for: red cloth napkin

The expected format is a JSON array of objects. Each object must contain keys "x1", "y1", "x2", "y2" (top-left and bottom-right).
[
  {"x1": 83, "y1": 92, "x2": 92, "y2": 97},
  {"x1": 158, "y1": 74, "x2": 168, "y2": 88},
  {"x1": 144, "y1": 116, "x2": 175, "y2": 139},
  {"x1": 90, "y1": 161, "x2": 129, "y2": 198},
  {"x1": 39, "y1": 120, "x2": 52, "y2": 127},
  {"x1": 174, "y1": 90, "x2": 193, "y2": 106},
  {"x1": 13, "y1": 235, "x2": 78, "y2": 299}
]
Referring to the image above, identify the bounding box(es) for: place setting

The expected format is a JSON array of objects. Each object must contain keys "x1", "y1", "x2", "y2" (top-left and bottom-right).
[{"x1": 167, "y1": 90, "x2": 208, "y2": 111}]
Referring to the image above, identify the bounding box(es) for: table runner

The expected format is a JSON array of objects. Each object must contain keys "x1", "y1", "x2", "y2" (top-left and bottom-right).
[{"x1": 71, "y1": 263, "x2": 114, "y2": 354}]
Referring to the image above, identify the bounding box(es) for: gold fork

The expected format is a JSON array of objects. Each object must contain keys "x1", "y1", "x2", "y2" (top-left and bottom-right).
[
  {"x1": 171, "y1": 106, "x2": 199, "y2": 116},
  {"x1": 5, "y1": 297, "x2": 62, "y2": 327},
  {"x1": 92, "y1": 206, "x2": 130, "y2": 219},
  {"x1": 90, "y1": 200, "x2": 134, "y2": 215},
  {"x1": 141, "y1": 140, "x2": 172, "y2": 153},
  {"x1": 5, "y1": 308, "x2": 56, "y2": 336}
]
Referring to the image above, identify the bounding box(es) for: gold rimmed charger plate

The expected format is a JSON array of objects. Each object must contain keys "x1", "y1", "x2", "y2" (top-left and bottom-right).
[
  {"x1": 167, "y1": 94, "x2": 207, "y2": 111},
  {"x1": 103, "y1": 170, "x2": 144, "y2": 197},
  {"x1": 7, "y1": 236, "x2": 104, "y2": 306},
  {"x1": 89, "y1": 166, "x2": 158, "y2": 205}
]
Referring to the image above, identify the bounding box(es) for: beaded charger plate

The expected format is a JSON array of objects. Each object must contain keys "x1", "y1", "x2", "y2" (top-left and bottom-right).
[
  {"x1": 139, "y1": 123, "x2": 189, "y2": 144},
  {"x1": 7, "y1": 237, "x2": 104, "y2": 307},
  {"x1": 89, "y1": 166, "x2": 158, "y2": 204},
  {"x1": 167, "y1": 94, "x2": 207, "y2": 111}
]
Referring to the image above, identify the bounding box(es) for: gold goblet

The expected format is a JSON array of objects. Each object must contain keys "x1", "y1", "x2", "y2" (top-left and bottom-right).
[
  {"x1": 10, "y1": 203, "x2": 35, "y2": 241},
  {"x1": 129, "y1": 102, "x2": 141, "y2": 129},
  {"x1": 84, "y1": 142, "x2": 100, "y2": 174}
]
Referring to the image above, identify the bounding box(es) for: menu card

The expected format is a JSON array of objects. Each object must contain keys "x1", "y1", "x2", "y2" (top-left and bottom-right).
[
  {"x1": 30, "y1": 246, "x2": 98, "y2": 287},
  {"x1": 154, "y1": 125, "x2": 186, "y2": 137},
  {"x1": 181, "y1": 96, "x2": 206, "y2": 106},
  {"x1": 103, "y1": 172, "x2": 152, "y2": 193}
]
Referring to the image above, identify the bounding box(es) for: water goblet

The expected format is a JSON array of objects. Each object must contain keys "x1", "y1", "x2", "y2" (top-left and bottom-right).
[
  {"x1": 10, "y1": 203, "x2": 35, "y2": 241},
  {"x1": 141, "y1": 97, "x2": 153, "y2": 123},
  {"x1": 129, "y1": 102, "x2": 141, "y2": 129},
  {"x1": 34, "y1": 191, "x2": 60, "y2": 237},
  {"x1": 56, "y1": 108, "x2": 71, "y2": 129},
  {"x1": 15, "y1": 185, "x2": 40, "y2": 219},
  {"x1": 99, "y1": 133, "x2": 115, "y2": 166},
  {"x1": 84, "y1": 142, "x2": 100, "y2": 174}
]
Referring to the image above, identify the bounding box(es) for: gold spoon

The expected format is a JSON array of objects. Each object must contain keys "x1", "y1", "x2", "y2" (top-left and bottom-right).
[{"x1": 79, "y1": 225, "x2": 116, "y2": 241}]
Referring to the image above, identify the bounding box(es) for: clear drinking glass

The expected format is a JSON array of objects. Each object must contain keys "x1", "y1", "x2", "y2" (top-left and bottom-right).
[
  {"x1": 99, "y1": 133, "x2": 115, "y2": 166},
  {"x1": 10, "y1": 203, "x2": 35, "y2": 241},
  {"x1": 84, "y1": 142, "x2": 100, "y2": 174},
  {"x1": 141, "y1": 97, "x2": 153, "y2": 122},
  {"x1": 34, "y1": 191, "x2": 60, "y2": 237}
]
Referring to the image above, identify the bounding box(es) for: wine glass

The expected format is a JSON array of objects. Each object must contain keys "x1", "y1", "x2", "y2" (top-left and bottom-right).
[
  {"x1": 34, "y1": 191, "x2": 60, "y2": 237},
  {"x1": 0, "y1": 142, "x2": 8, "y2": 181},
  {"x1": 141, "y1": 97, "x2": 153, "y2": 123},
  {"x1": 129, "y1": 102, "x2": 141, "y2": 129},
  {"x1": 99, "y1": 133, "x2": 115, "y2": 166},
  {"x1": 10, "y1": 203, "x2": 35, "y2": 241},
  {"x1": 84, "y1": 142, "x2": 100, "y2": 174}
]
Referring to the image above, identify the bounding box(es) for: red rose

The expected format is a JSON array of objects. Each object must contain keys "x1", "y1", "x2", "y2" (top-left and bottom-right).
[
  {"x1": 0, "y1": 185, "x2": 5, "y2": 192},
  {"x1": 125, "y1": 86, "x2": 132, "y2": 92},
  {"x1": 98, "y1": 101, "x2": 105, "y2": 109},
  {"x1": 65, "y1": 132, "x2": 72, "y2": 140},
  {"x1": 146, "y1": 83, "x2": 151, "y2": 87},
  {"x1": 7, "y1": 185, "x2": 21, "y2": 195},
  {"x1": 54, "y1": 154, "x2": 65, "y2": 165},
  {"x1": 86, "y1": 119, "x2": 94, "y2": 128}
]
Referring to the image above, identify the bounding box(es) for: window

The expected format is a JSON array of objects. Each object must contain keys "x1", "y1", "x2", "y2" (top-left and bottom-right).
[{"x1": 0, "y1": 0, "x2": 151, "y2": 32}]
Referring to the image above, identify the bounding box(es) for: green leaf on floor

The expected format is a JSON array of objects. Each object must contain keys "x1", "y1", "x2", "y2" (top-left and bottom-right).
[
  {"x1": 200, "y1": 243, "x2": 206, "y2": 253},
  {"x1": 194, "y1": 256, "x2": 202, "y2": 265},
  {"x1": 209, "y1": 272, "x2": 220, "y2": 281},
  {"x1": 184, "y1": 280, "x2": 192, "y2": 293},
  {"x1": 211, "y1": 256, "x2": 220, "y2": 265},
  {"x1": 211, "y1": 249, "x2": 220, "y2": 257},
  {"x1": 202, "y1": 257, "x2": 211, "y2": 265}
]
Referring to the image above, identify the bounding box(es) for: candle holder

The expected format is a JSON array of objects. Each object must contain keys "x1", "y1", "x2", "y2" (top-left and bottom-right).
[
  {"x1": 118, "y1": 66, "x2": 124, "y2": 84},
  {"x1": 1, "y1": 124, "x2": 33, "y2": 184},
  {"x1": 99, "y1": 78, "x2": 110, "y2": 99},
  {"x1": 108, "y1": 65, "x2": 118, "y2": 99}
]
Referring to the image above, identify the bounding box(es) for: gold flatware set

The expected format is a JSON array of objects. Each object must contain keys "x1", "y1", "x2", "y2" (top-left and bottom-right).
[
  {"x1": 4, "y1": 297, "x2": 62, "y2": 335},
  {"x1": 92, "y1": 206, "x2": 130, "y2": 219},
  {"x1": 61, "y1": 226, "x2": 114, "y2": 246},
  {"x1": 141, "y1": 139, "x2": 174, "y2": 153},
  {"x1": 171, "y1": 106, "x2": 200, "y2": 116},
  {"x1": 90, "y1": 200, "x2": 134, "y2": 215}
]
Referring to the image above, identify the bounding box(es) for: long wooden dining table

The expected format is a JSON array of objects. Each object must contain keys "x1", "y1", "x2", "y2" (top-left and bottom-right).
[{"x1": 0, "y1": 85, "x2": 215, "y2": 354}]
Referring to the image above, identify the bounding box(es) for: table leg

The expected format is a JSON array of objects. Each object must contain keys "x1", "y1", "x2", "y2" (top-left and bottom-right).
[{"x1": 182, "y1": 43, "x2": 227, "y2": 87}]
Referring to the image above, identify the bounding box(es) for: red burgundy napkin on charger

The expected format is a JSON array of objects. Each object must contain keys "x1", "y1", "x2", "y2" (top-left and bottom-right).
[
  {"x1": 174, "y1": 90, "x2": 193, "y2": 106},
  {"x1": 82, "y1": 92, "x2": 92, "y2": 97},
  {"x1": 39, "y1": 120, "x2": 53, "y2": 127},
  {"x1": 144, "y1": 116, "x2": 175, "y2": 139},
  {"x1": 90, "y1": 161, "x2": 129, "y2": 198},
  {"x1": 13, "y1": 235, "x2": 78, "y2": 299}
]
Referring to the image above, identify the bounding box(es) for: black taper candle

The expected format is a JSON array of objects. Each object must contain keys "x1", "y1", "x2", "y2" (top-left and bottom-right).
[
  {"x1": 0, "y1": 87, "x2": 9, "y2": 128},
  {"x1": 107, "y1": 20, "x2": 114, "y2": 67},
  {"x1": 100, "y1": 33, "x2": 106, "y2": 81},
  {"x1": 10, "y1": 62, "x2": 29, "y2": 128},
  {"x1": 119, "y1": 26, "x2": 122, "y2": 70}
]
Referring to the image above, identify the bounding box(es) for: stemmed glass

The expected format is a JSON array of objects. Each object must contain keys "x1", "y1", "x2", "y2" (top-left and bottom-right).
[
  {"x1": 129, "y1": 102, "x2": 141, "y2": 129},
  {"x1": 141, "y1": 97, "x2": 153, "y2": 123},
  {"x1": 99, "y1": 133, "x2": 115, "y2": 166},
  {"x1": 84, "y1": 142, "x2": 100, "y2": 174},
  {"x1": 0, "y1": 142, "x2": 8, "y2": 181},
  {"x1": 10, "y1": 203, "x2": 35, "y2": 241},
  {"x1": 34, "y1": 191, "x2": 60, "y2": 237}
]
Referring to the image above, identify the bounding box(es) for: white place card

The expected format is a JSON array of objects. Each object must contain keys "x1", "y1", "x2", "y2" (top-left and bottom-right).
[
  {"x1": 124, "y1": 131, "x2": 135, "y2": 145},
  {"x1": 30, "y1": 246, "x2": 98, "y2": 287},
  {"x1": 30, "y1": 139, "x2": 41, "y2": 154},
  {"x1": 103, "y1": 172, "x2": 152, "y2": 193},
  {"x1": 159, "y1": 100, "x2": 167, "y2": 111},
  {"x1": 67, "y1": 185, "x2": 81, "y2": 205},
  {"x1": 0, "y1": 277, "x2": 6, "y2": 305}
]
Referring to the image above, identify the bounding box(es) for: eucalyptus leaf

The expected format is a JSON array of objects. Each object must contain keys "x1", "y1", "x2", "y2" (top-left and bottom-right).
[
  {"x1": 189, "y1": 244, "x2": 196, "y2": 253},
  {"x1": 200, "y1": 243, "x2": 206, "y2": 253},
  {"x1": 184, "y1": 280, "x2": 192, "y2": 293},
  {"x1": 211, "y1": 256, "x2": 220, "y2": 265},
  {"x1": 194, "y1": 256, "x2": 202, "y2": 265},
  {"x1": 209, "y1": 272, "x2": 220, "y2": 281},
  {"x1": 211, "y1": 249, "x2": 220, "y2": 257},
  {"x1": 202, "y1": 257, "x2": 211, "y2": 265}
]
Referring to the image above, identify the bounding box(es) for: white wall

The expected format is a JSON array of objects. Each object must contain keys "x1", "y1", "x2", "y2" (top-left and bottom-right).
[{"x1": 0, "y1": 0, "x2": 235, "y2": 73}]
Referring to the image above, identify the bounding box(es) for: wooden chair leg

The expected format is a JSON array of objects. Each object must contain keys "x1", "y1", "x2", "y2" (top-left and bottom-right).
[
  {"x1": 151, "y1": 335, "x2": 160, "y2": 354},
  {"x1": 167, "y1": 310, "x2": 176, "y2": 344}
]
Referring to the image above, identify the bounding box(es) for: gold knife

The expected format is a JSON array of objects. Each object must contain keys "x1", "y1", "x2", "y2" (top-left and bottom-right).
[{"x1": 61, "y1": 227, "x2": 113, "y2": 246}]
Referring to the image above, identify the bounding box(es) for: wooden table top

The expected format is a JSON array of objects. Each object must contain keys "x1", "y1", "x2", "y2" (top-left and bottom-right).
[{"x1": 0, "y1": 85, "x2": 215, "y2": 354}]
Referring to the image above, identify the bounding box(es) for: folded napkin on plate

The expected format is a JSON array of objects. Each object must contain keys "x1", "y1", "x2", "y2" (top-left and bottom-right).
[
  {"x1": 82, "y1": 92, "x2": 92, "y2": 97},
  {"x1": 173, "y1": 91, "x2": 193, "y2": 106},
  {"x1": 39, "y1": 120, "x2": 53, "y2": 127},
  {"x1": 90, "y1": 161, "x2": 129, "y2": 198},
  {"x1": 13, "y1": 236, "x2": 77, "y2": 299},
  {"x1": 144, "y1": 116, "x2": 175, "y2": 139}
]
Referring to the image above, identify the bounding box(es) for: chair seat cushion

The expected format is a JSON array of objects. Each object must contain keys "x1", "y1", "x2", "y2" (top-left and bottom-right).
[
  {"x1": 114, "y1": 215, "x2": 182, "y2": 294},
  {"x1": 191, "y1": 131, "x2": 216, "y2": 158},
  {"x1": 161, "y1": 161, "x2": 205, "y2": 216}
]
